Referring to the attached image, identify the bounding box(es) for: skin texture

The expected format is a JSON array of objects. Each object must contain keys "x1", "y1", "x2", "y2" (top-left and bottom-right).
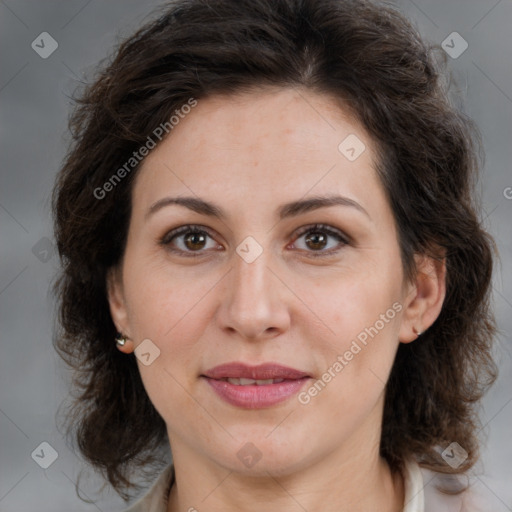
[{"x1": 108, "y1": 87, "x2": 446, "y2": 512}]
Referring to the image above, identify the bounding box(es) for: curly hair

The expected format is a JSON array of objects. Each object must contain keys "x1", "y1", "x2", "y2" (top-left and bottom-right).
[{"x1": 52, "y1": 0, "x2": 497, "y2": 499}]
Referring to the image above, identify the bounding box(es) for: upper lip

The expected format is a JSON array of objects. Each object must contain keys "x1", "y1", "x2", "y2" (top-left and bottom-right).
[{"x1": 202, "y1": 362, "x2": 310, "y2": 380}]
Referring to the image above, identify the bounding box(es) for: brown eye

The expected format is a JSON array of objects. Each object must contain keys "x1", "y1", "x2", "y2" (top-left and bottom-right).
[
  {"x1": 184, "y1": 232, "x2": 207, "y2": 251},
  {"x1": 160, "y1": 225, "x2": 221, "y2": 256},
  {"x1": 292, "y1": 224, "x2": 348, "y2": 256},
  {"x1": 304, "y1": 231, "x2": 328, "y2": 250}
]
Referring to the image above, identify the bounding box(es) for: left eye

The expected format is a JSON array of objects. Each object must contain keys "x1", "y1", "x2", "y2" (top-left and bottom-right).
[
  {"x1": 161, "y1": 226, "x2": 220, "y2": 254},
  {"x1": 291, "y1": 224, "x2": 348, "y2": 254}
]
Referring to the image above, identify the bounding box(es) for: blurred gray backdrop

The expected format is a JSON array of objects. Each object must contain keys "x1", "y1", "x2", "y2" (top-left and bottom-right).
[{"x1": 1, "y1": 1, "x2": 511, "y2": 511}]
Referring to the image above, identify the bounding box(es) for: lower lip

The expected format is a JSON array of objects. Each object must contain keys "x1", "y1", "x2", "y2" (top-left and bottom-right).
[{"x1": 204, "y1": 377, "x2": 310, "y2": 409}]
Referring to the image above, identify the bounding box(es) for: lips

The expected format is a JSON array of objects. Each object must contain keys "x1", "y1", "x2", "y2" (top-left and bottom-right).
[
  {"x1": 201, "y1": 362, "x2": 311, "y2": 409},
  {"x1": 202, "y1": 362, "x2": 309, "y2": 381}
]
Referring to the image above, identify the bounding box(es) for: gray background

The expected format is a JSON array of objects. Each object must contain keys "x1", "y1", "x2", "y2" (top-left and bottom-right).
[{"x1": 0, "y1": 1, "x2": 511, "y2": 510}]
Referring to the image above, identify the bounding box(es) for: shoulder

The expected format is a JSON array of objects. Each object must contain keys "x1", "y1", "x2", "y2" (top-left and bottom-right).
[
  {"x1": 124, "y1": 465, "x2": 174, "y2": 512},
  {"x1": 403, "y1": 458, "x2": 500, "y2": 512},
  {"x1": 123, "y1": 461, "x2": 504, "y2": 512}
]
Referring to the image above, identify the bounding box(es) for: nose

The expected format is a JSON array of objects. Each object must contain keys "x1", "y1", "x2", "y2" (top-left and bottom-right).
[{"x1": 215, "y1": 249, "x2": 291, "y2": 341}]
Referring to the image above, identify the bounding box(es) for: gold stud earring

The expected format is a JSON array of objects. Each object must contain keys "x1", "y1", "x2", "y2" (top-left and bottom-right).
[
  {"x1": 115, "y1": 333, "x2": 134, "y2": 353},
  {"x1": 115, "y1": 333, "x2": 127, "y2": 346}
]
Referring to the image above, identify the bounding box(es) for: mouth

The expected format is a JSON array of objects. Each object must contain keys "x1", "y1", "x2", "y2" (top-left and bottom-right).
[
  {"x1": 217, "y1": 377, "x2": 288, "y2": 385},
  {"x1": 202, "y1": 362, "x2": 310, "y2": 380},
  {"x1": 201, "y1": 362, "x2": 311, "y2": 409}
]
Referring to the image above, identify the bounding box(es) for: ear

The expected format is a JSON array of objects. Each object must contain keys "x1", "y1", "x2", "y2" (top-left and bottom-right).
[
  {"x1": 399, "y1": 252, "x2": 446, "y2": 343},
  {"x1": 106, "y1": 266, "x2": 131, "y2": 341}
]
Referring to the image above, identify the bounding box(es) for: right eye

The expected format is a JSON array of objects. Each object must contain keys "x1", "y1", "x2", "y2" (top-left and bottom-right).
[{"x1": 160, "y1": 225, "x2": 224, "y2": 256}]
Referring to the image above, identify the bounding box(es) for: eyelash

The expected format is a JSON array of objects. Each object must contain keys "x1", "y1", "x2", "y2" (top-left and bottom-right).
[{"x1": 159, "y1": 223, "x2": 349, "y2": 258}]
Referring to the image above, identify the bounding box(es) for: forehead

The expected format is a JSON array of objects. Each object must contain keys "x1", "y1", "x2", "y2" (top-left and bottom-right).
[{"x1": 133, "y1": 87, "x2": 385, "y2": 218}]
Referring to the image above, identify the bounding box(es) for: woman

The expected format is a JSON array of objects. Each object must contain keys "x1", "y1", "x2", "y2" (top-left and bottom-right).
[{"x1": 52, "y1": 0, "x2": 497, "y2": 510}]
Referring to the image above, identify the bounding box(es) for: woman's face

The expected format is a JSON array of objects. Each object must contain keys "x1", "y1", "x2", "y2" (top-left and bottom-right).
[{"x1": 109, "y1": 87, "x2": 428, "y2": 476}]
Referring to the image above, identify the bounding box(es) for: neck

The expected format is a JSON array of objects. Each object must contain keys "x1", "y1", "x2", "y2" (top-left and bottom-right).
[{"x1": 166, "y1": 435, "x2": 404, "y2": 512}]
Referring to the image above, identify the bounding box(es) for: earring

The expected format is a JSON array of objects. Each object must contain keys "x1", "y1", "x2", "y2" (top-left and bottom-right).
[
  {"x1": 115, "y1": 333, "x2": 134, "y2": 353},
  {"x1": 115, "y1": 333, "x2": 127, "y2": 346},
  {"x1": 413, "y1": 326, "x2": 422, "y2": 337}
]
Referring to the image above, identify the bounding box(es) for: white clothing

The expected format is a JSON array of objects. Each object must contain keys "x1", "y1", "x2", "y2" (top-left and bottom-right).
[{"x1": 125, "y1": 459, "x2": 488, "y2": 511}]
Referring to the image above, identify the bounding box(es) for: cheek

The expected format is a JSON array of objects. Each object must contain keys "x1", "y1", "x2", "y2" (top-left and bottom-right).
[
  {"x1": 297, "y1": 259, "x2": 403, "y2": 344},
  {"x1": 123, "y1": 263, "x2": 215, "y2": 418},
  {"x1": 296, "y1": 264, "x2": 403, "y2": 403},
  {"x1": 120, "y1": 256, "x2": 220, "y2": 406},
  {"x1": 122, "y1": 254, "x2": 220, "y2": 342}
]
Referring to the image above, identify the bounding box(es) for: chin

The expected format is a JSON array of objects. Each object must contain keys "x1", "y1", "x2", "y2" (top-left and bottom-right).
[{"x1": 210, "y1": 430, "x2": 321, "y2": 478}]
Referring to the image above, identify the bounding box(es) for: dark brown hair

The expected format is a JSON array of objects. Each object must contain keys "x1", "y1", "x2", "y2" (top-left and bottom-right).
[{"x1": 52, "y1": 0, "x2": 497, "y2": 499}]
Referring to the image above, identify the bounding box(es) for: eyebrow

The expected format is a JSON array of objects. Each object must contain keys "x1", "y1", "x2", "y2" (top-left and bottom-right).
[{"x1": 146, "y1": 194, "x2": 371, "y2": 221}]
